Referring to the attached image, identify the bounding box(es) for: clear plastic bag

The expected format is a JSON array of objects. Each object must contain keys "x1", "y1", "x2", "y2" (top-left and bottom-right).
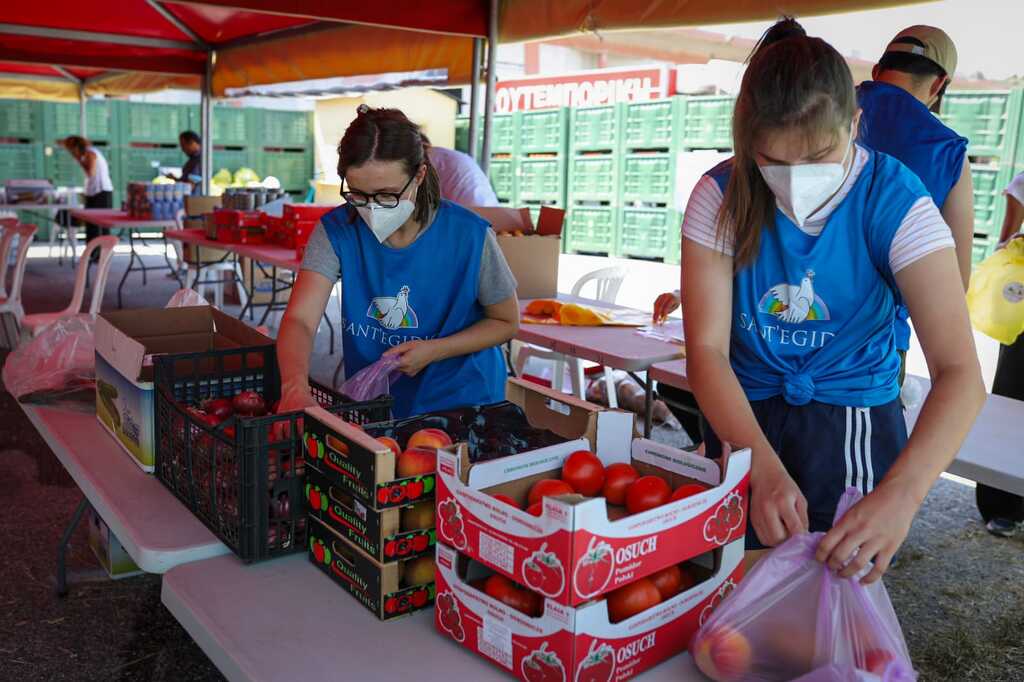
[
  {"x1": 1, "y1": 314, "x2": 96, "y2": 409},
  {"x1": 966, "y1": 238, "x2": 1024, "y2": 345},
  {"x1": 166, "y1": 288, "x2": 210, "y2": 308},
  {"x1": 339, "y1": 354, "x2": 402, "y2": 402},
  {"x1": 690, "y1": 488, "x2": 916, "y2": 682}
]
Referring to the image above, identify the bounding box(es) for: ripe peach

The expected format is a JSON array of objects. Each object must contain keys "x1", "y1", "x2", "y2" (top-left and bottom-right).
[
  {"x1": 397, "y1": 447, "x2": 437, "y2": 478},
  {"x1": 377, "y1": 436, "x2": 401, "y2": 458},
  {"x1": 406, "y1": 428, "x2": 453, "y2": 451},
  {"x1": 692, "y1": 625, "x2": 752, "y2": 682}
]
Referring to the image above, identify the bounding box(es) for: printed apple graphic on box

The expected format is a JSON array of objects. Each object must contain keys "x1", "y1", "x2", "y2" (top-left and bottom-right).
[
  {"x1": 305, "y1": 483, "x2": 328, "y2": 512},
  {"x1": 310, "y1": 537, "x2": 331, "y2": 565},
  {"x1": 438, "y1": 499, "x2": 467, "y2": 550},
  {"x1": 522, "y1": 643, "x2": 566, "y2": 682},
  {"x1": 522, "y1": 543, "x2": 565, "y2": 598},
  {"x1": 703, "y1": 492, "x2": 745, "y2": 546},
  {"x1": 575, "y1": 641, "x2": 615, "y2": 682},
  {"x1": 436, "y1": 590, "x2": 465, "y2": 642},
  {"x1": 573, "y1": 537, "x2": 614, "y2": 600}
]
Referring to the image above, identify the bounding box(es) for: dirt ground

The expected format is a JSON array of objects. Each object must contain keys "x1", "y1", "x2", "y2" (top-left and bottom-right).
[{"x1": 1, "y1": 251, "x2": 1022, "y2": 681}]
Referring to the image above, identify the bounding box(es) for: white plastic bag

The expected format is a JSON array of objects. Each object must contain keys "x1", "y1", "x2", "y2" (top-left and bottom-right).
[{"x1": 1, "y1": 314, "x2": 96, "y2": 407}]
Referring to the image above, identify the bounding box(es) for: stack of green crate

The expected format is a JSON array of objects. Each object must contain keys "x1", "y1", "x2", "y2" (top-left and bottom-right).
[
  {"x1": 565, "y1": 104, "x2": 622, "y2": 256},
  {"x1": 516, "y1": 109, "x2": 568, "y2": 223},
  {"x1": 939, "y1": 90, "x2": 1024, "y2": 263},
  {"x1": 41, "y1": 101, "x2": 120, "y2": 200},
  {"x1": 678, "y1": 96, "x2": 735, "y2": 151},
  {"x1": 0, "y1": 100, "x2": 43, "y2": 183},
  {"x1": 256, "y1": 110, "x2": 315, "y2": 196},
  {"x1": 118, "y1": 101, "x2": 194, "y2": 186},
  {"x1": 210, "y1": 105, "x2": 255, "y2": 178},
  {"x1": 453, "y1": 114, "x2": 519, "y2": 205},
  {"x1": 618, "y1": 97, "x2": 684, "y2": 263}
]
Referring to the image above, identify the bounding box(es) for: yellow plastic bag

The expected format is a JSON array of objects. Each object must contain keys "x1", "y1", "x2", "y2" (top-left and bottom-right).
[{"x1": 966, "y1": 239, "x2": 1024, "y2": 345}]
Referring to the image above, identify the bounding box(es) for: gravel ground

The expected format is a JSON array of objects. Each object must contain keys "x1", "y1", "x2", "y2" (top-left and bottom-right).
[{"x1": 1, "y1": 252, "x2": 1022, "y2": 681}]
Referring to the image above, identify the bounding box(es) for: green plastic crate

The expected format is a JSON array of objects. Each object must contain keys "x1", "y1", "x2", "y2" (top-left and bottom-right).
[
  {"x1": 121, "y1": 146, "x2": 187, "y2": 182},
  {"x1": 972, "y1": 236, "x2": 994, "y2": 265},
  {"x1": 488, "y1": 156, "x2": 516, "y2": 202},
  {"x1": 622, "y1": 98, "x2": 682, "y2": 150},
  {"x1": 212, "y1": 147, "x2": 254, "y2": 175},
  {"x1": 0, "y1": 143, "x2": 44, "y2": 182},
  {"x1": 565, "y1": 205, "x2": 618, "y2": 255},
  {"x1": 259, "y1": 110, "x2": 312, "y2": 148},
  {"x1": 519, "y1": 110, "x2": 568, "y2": 155},
  {"x1": 123, "y1": 103, "x2": 193, "y2": 144},
  {"x1": 618, "y1": 206, "x2": 681, "y2": 263},
  {"x1": 261, "y1": 149, "x2": 313, "y2": 192},
  {"x1": 570, "y1": 105, "x2": 621, "y2": 153},
  {"x1": 971, "y1": 164, "x2": 1013, "y2": 238},
  {"x1": 44, "y1": 101, "x2": 117, "y2": 141},
  {"x1": 455, "y1": 117, "x2": 470, "y2": 153},
  {"x1": 212, "y1": 107, "x2": 250, "y2": 147},
  {"x1": 462, "y1": 114, "x2": 518, "y2": 155},
  {"x1": 679, "y1": 96, "x2": 735, "y2": 150},
  {"x1": 621, "y1": 153, "x2": 675, "y2": 204},
  {"x1": 517, "y1": 156, "x2": 566, "y2": 203},
  {"x1": 567, "y1": 155, "x2": 619, "y2": 203},
  {"x1": 0, "y1": 99, "x2": 40, "y2": 139},
  {"x1": 940, "y1": 91, "x2": 1023, "y2": 159}
]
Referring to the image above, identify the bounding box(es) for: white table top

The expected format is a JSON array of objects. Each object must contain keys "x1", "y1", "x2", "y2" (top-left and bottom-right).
[
  {"x1": 20, "y1": 404, "x2": 229, "y2": 573},
  {"x1": 162, "y1": 553, "x2": 704, "y2": 682},
  {"x1": 650, "y1": 359, "x2": 691, "y2": 392},
  {"x1": 518, "y1": 297, "x2": 683, "y2": 372},
  {"x1": 904, "y1": 376, "x2": 1024, "y2": 496}
]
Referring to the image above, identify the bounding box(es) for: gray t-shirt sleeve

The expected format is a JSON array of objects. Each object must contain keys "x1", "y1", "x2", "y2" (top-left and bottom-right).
[
  {"x1": 300, "y1": 222, "x2": 341, "y2": 281},
  {"x1": 478, "y1": 228, "x2": 518, "y2": 306}
]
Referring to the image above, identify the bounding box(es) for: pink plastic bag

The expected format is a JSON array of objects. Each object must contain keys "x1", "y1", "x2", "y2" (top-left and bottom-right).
[
  {"x1": 1, "y1": 314, "x2": 96, "y2": 408},
  {"x1": 690, "y1": 488, "x2": 916, "y2": 682},
  {"x1": 339, "y1": 354, "x2": 402, "y2": 402}
]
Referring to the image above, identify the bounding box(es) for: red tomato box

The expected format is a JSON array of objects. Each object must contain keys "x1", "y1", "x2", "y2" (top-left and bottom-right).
[
  {"x1": 436, "y1": 438, "x2": 750, "y2": 607},
  {"x1": 434, "y1": 538, "x2": 745, "y2": 681}
]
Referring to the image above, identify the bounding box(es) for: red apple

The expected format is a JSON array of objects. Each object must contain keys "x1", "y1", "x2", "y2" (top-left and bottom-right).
[
  {"x1": 397, "y1": 447, "x2": 436, "y2": 478},
  {"x1": 201, "y1": 397, "x2": 234, "y2": 421},
  {"x1": 232, "y1": 390, "x2": 267, "y2": 417}
]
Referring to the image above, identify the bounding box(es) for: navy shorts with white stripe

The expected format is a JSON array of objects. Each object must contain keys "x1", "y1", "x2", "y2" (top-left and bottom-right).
[{"x1": 704, "y1": 396, "x2": 907, "y2": 550}]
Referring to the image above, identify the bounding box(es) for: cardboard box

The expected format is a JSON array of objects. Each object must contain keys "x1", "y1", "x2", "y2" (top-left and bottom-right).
[
  {"x1": 88, "y1": 509, "x2": 142, "y2": 580},
  {"x1": 470, "y1": 206, "x2": 565, "y2": 300},
  {"x1": 308, "y1": 515, "x2": 435, "y2": 621},
  {"x1": 241, "y1": 257, "x2": 293, "y2": 306},
  {"x1": 436, "y1": 438, "x2": 750, "y2": 607},
  {"x1": 183, "y1": 195, "x2": 222, "y2": 230},
  {"x1": 95, "y1": 306, "x2": 273, "y2": 471},
  {"x1": 434, "y1": 539, "x2": 745, "y2": 682},
  {"x1": 305, "y1": 464, "x2": 436, "y2": 564},
  {"x1": 302, "y1": 379, "x2": 633, "y2": 512}
]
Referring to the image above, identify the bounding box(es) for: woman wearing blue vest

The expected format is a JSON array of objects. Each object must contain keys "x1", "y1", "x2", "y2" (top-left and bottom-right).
[
  {"x1": 277, "y1": 106, "x2": 519, "y2": 419},
  {"x1": 681, "y1": 26, "x2": 985, "y2": 582}
]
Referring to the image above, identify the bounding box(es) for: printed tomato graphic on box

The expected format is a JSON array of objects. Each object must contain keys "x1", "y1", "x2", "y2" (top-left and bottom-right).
[
  {"x1": 438, "y1": 499, "x2": 468, "y2": 549},
  {"x1": 575, "y1": 641, "x2": 615, "y2": 682},
  {"x1": 572, "y1": 537, "x2": 614, "y2": 600},
  {"x1": 436, "y1": 590, "x2": 466, "y2": 642},
  {"x1": 703, "y1": 491, "x2": 745, "y2": 546},
  {"x1": 699, "y1": 579, "x2": 737, "y2": 627},
  {"x1": 523, "y1": 543, "x2": 566, "y2": 598},
  {"x1": 522, "y1": 643, "x2": 566, "y2": 682}
]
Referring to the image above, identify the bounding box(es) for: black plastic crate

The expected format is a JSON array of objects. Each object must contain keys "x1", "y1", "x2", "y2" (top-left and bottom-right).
[{"x1": 154, "y1": 346, "x2": 391, "y2": 563}]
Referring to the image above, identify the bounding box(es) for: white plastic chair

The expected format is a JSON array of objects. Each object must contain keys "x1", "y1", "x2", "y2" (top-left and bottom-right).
[
  {"x1": 20, "y1": 235, "x2": 118, "y2": 339},
  {"x1": 175, "y1": 209, "x2": 248, "y2": 310},
  {"x1": 0, "y1": 218, "x2": 17, "y2": 300},
  {"x1": 515, "y1": 266, "x2": 628, "y2": 407}
]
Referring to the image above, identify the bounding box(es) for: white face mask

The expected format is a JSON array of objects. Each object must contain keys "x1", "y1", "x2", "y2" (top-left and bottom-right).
[
  {"x1": 357, "y1": 200, "x2": 415, "y2": 243},
  {"x1": 758, "y1": 127, "x2": 855, "y2": 228}
]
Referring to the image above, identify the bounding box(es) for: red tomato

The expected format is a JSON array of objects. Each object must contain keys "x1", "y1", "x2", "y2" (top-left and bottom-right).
[
  {"x1": 484, "y1": 574, "x2": 518, "y2": 605},
  {"x1": 601, "y1": 463, "x2": 640, "y2": 505},
  {"x1": 526, "y1": 501, "x2": 544, "y2": 517},
  {"x1": 484, "y1": 575, "x2": 539, "y2": 616},
  {"x1": 491, "y1": 493, "x2": 520, "y2": 509},
  {"x1": 606, "y1": 578, "x2": 662, "y2": 623},
  {"x1": 560, "y1": 450, "x2": 605, "y2": 496},
  {"x1": 527, "y1": 479, "x2": 574, "y2": 506},
  {"x1": 649, "y1": 565, "x2": 684, "y2": 600},
  {"x1": 670, "y1": 482, "x2": 709, "y2": 502},
  {"x1": 678, "y1": 564, "x2": 698, "y2": 592},
  {"x1": 625, "y1": 476, "x2": 672, "y2": 514}
]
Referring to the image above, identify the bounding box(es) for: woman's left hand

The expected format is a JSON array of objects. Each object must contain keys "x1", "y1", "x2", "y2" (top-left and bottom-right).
[
  {"x1": 385, "y1": 340, "x2": 443, "y2": 377},
  {"x1": 815, "y1": 480, "x2": 919, "y2": 584}
]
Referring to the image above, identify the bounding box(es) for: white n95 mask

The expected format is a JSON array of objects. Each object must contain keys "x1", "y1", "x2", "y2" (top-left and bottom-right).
[
  {"x1": 358, "y1": 200, "x2": 415, "y2": 243},
  {"x1": 758, "y1": 130, "x2": 854, "y2": 228}
]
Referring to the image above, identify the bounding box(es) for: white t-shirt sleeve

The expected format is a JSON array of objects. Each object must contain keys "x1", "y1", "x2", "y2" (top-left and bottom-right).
[
  {"x1": 680, "y1": 175, "x2": 731, "y2": 256},
  {"x1": 888, "y1": 196, "x2": 955, "y2": 274},
  {"x1": 1006, "y1": 172, "x2": 1024, "y2": 207}
]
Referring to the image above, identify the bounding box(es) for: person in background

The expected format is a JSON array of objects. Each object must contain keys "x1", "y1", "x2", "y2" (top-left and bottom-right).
[
  {"x1": 62, "y1": 135, "x2": 114, "y2": 249},
  {"x1": 427, "y1": 146, "x2": 499, "y2": 207},
  {"x1": 977, "y1": 171, "x2": 1024, "y2": 536},
  {"x1": 681, "y1": 24, "x2": 984, "y2": 580},
  {"x1": 165, "y1": 130, "x2": 203, "y2": 191},
  {"x1": 857, "y1": 26, "x2": 973, "y2": 385},
  {"x1": 276, "y1": 106, "x2": 518, "y2": 419}
]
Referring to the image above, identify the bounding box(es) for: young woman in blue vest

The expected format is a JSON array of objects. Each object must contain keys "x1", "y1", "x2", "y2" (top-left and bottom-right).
[
  {"x1": 277, "y1": 106, "x2": 519, "y2": 419},
  {"x1": 681, "y1": 26, "x2": 985, "y2": 582}
]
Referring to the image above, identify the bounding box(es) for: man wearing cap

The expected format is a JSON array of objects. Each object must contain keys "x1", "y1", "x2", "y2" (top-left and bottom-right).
[{"x1": 857, "y1": 26, "x2": 973, "y2": 379}]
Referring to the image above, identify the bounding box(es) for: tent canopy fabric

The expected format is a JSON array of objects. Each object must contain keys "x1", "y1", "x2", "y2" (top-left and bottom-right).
[{"x1": 0, "y1": 0, "x2": 930, "y2": 101}]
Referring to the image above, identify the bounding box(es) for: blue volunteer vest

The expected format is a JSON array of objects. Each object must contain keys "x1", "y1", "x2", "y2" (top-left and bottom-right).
[
  {"x1": 857, "y1": 80, "x2": 968, "y2": 351},
  {"x1": 321, "y1": 200, "x2": 507, "y2": 418},
  {"x1": 707, "y1": 150, "x2": 929, "y2": 407}
]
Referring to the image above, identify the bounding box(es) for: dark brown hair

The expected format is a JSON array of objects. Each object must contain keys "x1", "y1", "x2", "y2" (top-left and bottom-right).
[
  {"x1": 337, "y1": 106, "x2": 441, "y2": 225},
  {"x1": 719, "y1": 29, "x2": 856, "y2": 268},
  {"x1": 63, "y1": 135, "x2": 90, "y2": 155}
]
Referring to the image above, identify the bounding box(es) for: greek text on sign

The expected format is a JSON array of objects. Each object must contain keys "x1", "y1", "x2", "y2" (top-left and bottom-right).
[{"x1": 495, "y1": 66, "x2": 671, "y2": 113}]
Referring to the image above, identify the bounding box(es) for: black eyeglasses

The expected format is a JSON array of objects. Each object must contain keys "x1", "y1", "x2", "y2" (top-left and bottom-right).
[{"x1": 341, "y1": 175, "x2": 415, "y2": 208}]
